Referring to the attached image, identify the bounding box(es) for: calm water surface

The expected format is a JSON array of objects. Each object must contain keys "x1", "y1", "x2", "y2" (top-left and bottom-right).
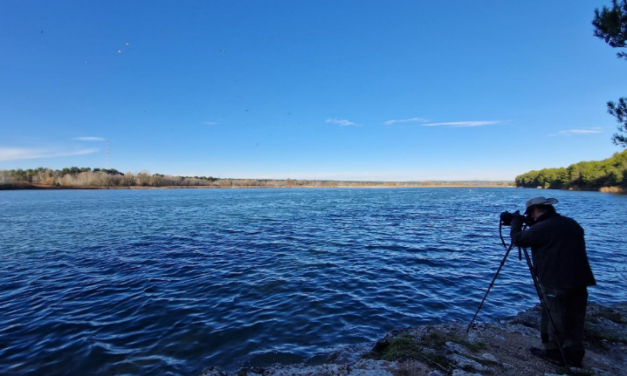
[{"x1": 1, "y1": 188, "x2": 626, "y2": 375}]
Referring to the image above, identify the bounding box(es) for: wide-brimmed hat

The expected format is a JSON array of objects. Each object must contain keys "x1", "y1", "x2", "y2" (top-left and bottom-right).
[{"x1": 525, "y1": 197, "x2": 558, "y2": 214}]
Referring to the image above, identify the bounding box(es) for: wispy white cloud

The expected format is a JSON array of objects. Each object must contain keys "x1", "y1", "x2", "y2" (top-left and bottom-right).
[
  {"x1": 73, "y1": 137, "x2": 106, "y2": 141},
  {"x1": 383, "y1": 117, "x2": 429, "y2": 126},
  {"x1": 203, "y1": 122, "x2": 219, "y2": 126},
  {"x1": 560, "y1": 129, "x2": 602, "y2": 135},
  {"x1": 0, "y1": 147, "x2": 99, "y2": 161},
  {"x1": 422, "y1": 121, "x2": 500, "y2": 127},
  {"x1": 548, "y1": 128, "x2": 603, "y2": 137},
  {"x1": 326, "y1": 118, "x2": 361, "y2": 127}
]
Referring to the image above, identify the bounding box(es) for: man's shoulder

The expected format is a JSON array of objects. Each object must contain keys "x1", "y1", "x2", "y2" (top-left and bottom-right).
[
  {"x1": 545, "y1": 214, "x2": 583, "y2": 229},
  {"x1": 554, "y1": 214, "x2": 579, "y2": 223}
]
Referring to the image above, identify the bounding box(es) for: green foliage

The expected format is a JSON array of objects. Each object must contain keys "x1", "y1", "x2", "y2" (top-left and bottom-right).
[
  {"x1": 593, "y1": 0, "x2": 627, "y2": 147},
  {"x1": 420, "y1": 331, "x2": 448, "y2": 350},
  {"x1": 593, "y1": 0, "x2": 627, "y2": 57},
  {"x1": 0, "y1": 167, "x2": 216, "y2": 188},
  {"x1": 369, "y1": 330, "x2": 488, "y2": 373},
  {"x1": 421, "y1": 330, "x2": 486, "y2": 353},
  {"x1": 60, "y1": 167, "x2": 91, "y2": 175},
  {"x1": 515, "y1": 167, "x2": 570, "y2": 189},
  {"x1": 378, "y1": 335, "x2": 422, "y2": 361},
  {"x1": 515, "y1": 150, "x2": 627, "y2": 190},
  {"x1": 608, "y1": 98, "x2": 627, "y2": 146},
  {"x1": 371, "y1": 333, "x2": 454, "y2": 370}
]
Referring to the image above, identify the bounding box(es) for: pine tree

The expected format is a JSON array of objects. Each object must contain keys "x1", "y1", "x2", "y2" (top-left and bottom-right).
[{"x1": 593, "y1": 0, "x2": 627, "y2": 147}]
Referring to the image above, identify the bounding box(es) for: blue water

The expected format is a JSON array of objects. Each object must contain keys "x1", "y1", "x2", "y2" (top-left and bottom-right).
[{"x1": 1, "y1": 188, "x2": 625, "y2": 375}]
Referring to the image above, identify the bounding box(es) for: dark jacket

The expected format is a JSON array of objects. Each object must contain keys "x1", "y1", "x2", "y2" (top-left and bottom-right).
[{"x1": 511, "y1": 212, "x2": 596, "y2": 289}]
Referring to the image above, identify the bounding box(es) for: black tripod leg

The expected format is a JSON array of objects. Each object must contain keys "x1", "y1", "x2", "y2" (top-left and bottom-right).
[
  {"x1": 521, "y1": 247, "x2": 570, "y2": 373},
  {"x1": 466, "y1": 243, "x2": 514, "y2": 332}
]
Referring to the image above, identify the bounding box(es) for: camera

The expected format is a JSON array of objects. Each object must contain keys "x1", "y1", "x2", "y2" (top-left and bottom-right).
[{"x1": 500, "y1": 210, "x2": 533, "y2": 226}]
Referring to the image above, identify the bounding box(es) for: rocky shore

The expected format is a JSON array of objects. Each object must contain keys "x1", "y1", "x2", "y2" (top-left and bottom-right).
[{"x1": 201, "y1": 302, "x2": 627, "y2": 376}]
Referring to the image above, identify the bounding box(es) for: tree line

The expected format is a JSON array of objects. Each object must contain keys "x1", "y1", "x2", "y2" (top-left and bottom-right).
[
  {"x1": 515, "y1": 150, "x2": 627, "y2": 190},
  {"x1": 0, "y1": 167, "x2": 512, "y2": 189},
  {"x1": 0, "y1": 167, "x2": 218, "y2": 188}
]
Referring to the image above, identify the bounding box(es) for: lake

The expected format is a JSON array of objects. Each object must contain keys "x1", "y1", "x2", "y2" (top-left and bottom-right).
[{"x1": 1, "y1": 188, "x2": 625, "y2": 375}]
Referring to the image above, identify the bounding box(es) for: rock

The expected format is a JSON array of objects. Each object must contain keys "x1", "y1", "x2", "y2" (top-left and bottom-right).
[
  {"x1": 507, "y1": 323, "x2": 540, "y2": 337},
  {"x1": 449, "y1": 354, "x2": 488, "y2": 372},
  {"x1": 237, "y1": 368, "x2": 265, "y2": 376},
  {"x1": 590, "y1": 367, "x2": 616, "y2": 376},
  {"x1": 428, "y1": 371, "x2": 446, "y2": 376},
  {"x1": 328, "y1": 343, "x2": 371, "y2": 365},
  {"x1": 352, "y1": 358, "x2": 398, "y2": 372},
  {"x1": 199, "y1": 367, "x2": 228, "y2": 376},
  {"x1": 511, "y1": 305, "x2": 542, "y2": 329},
  {"x1": 395, "y1": 360, "x2": 430, "y2": 375},
  {"x1": 452, "y1": 370, "x2": 484, "y2": 376},
  {"x1": 263, "y1": 364, "x2": 348, "y2": 376},
  {"x1": 348, "y1": 369, "x2": 393, "y2": 376},
  {"x1": 481, "y1": 353, "x2": 498, "y2": 362},
  {"x1": 446, "y1": 341, "x2": 470, "y2": 356},
  {"x1": 466, "y1": 331, "x2": 478, "y2": 343}
]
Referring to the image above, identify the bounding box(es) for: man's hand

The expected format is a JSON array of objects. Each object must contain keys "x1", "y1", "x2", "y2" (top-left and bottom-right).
[{"x1": 510, "y1": 210, "x2": 525, "y2": 228}]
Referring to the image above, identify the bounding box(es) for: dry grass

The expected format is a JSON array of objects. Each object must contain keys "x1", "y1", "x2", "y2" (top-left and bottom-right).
[{"x1": 600, "y1": 186, "x2": 626, "y2": 194}]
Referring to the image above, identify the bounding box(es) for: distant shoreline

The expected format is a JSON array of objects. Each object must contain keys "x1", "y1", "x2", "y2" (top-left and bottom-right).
[
  {"x1": 0, "y1": 168, "x2": 514, "y2": 191},
  {"x1": 0, "y1": 184, "x2": 515, "y2": 191},
  {"x1": 4, "y1": 183, "x2": 624, "y2": 193}
]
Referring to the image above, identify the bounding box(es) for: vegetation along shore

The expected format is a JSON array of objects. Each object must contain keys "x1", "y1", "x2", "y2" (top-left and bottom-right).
[
  {"x1": 0, "y1": 167, "x2": 512, "y2": 190},
  {"x1": 515, "y1": 150, "x2": 627, "y2": 193}
]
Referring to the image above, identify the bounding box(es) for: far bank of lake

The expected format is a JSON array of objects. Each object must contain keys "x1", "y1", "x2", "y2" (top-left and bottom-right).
[{"x1": 0, "y1": 183, "x2": 514, "y2": 190}]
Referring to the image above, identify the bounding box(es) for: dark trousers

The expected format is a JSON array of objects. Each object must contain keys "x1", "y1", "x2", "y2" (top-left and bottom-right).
[{"x1": 540, "y1": 286, "x2": 588, "y2": 364}]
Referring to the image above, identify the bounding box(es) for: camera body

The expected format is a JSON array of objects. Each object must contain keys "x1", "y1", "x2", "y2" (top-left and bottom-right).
[{"x1": 500, "y1": 210, "x2": 534, "y2": 226}]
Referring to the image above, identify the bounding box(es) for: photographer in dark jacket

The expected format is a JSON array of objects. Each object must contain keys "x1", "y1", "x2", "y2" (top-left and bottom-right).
[{"x1": 510, "y1": 197, "x2": 596, "y2": 367}]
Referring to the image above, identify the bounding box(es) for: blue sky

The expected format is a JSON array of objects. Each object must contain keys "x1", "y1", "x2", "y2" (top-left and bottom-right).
[{"x1": 1, "y1": 1, "x2": 625, "y2": 181}]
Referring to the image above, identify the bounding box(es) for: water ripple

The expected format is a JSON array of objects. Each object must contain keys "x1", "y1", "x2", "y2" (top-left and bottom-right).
[{"x1": 0, "y1": 188, "x2": 626, "y2": 375}]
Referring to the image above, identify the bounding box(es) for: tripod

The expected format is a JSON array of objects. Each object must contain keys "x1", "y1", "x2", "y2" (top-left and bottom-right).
[{"x1": 466, "y1": 221, "x2": 570, "y2": 372}]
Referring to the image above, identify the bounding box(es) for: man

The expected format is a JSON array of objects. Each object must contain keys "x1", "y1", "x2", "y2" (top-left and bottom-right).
[{"x1": 509, "y1": 197, "x2": 596, "y2": 368}]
